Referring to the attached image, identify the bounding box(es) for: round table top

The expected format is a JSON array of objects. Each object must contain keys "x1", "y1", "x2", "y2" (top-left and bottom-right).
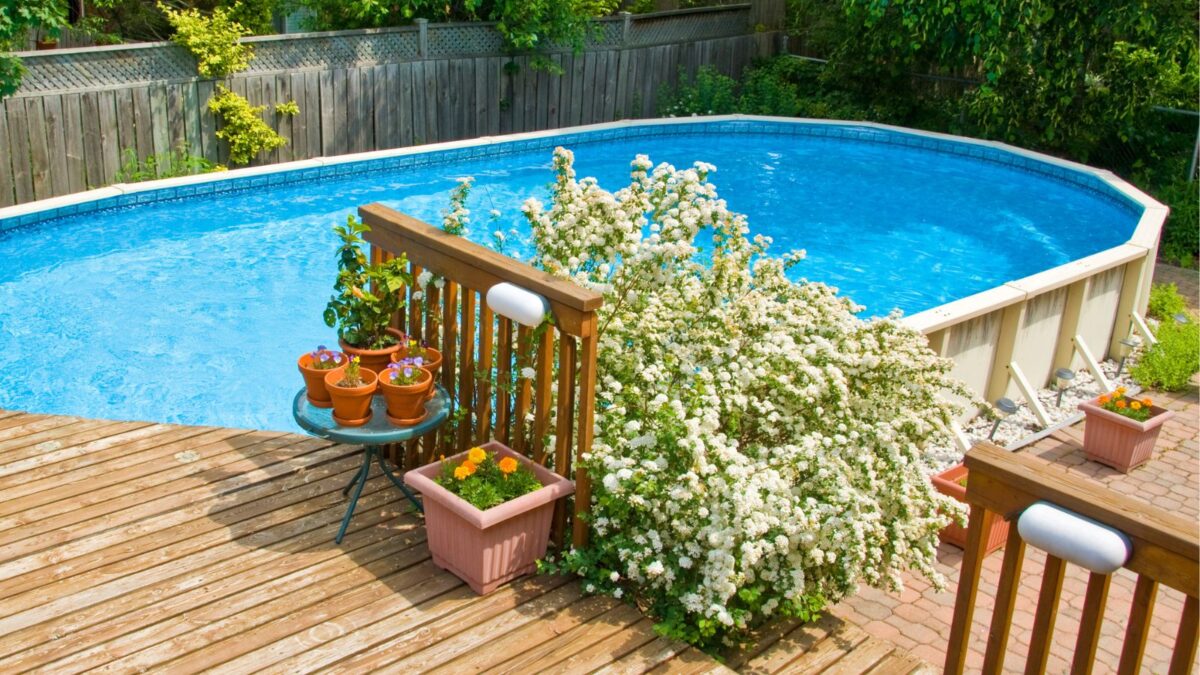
[{"x1": 292, "y1": 385, "x2": 450, "y2": 446}]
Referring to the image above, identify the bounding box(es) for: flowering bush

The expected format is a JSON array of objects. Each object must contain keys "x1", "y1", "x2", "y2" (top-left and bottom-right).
[
  {"x1": 1098, "y1": 388, "x2": 1157, "y2": 422},
  {"x1": 524, "y1": 147, "x2": 973, "y2": 649},
  {"x1": 436, "y1": 447, "x2": 543, "y2": 510}
]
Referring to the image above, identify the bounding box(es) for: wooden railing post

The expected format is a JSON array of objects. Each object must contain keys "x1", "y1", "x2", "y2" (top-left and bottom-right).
[{"x1": 573, "y1": 316, "x2": 598, "y2": 549}]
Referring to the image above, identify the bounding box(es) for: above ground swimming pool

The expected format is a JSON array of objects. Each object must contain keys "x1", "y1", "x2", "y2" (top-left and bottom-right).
[{"x1": 0, "y1": 118, "x2": 1147, "y2": 431}]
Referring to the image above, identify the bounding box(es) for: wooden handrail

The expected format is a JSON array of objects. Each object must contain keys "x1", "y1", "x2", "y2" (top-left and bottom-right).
[
  {"x1": 946, "y1": 442, "x2": 1200, "y2": 674},
  {"x1": 358, "y1": 203, "x2": 602, "y2": 548}
]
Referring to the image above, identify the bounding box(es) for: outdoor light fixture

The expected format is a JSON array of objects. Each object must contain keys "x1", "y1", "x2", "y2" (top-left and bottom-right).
[
  {"x1": 1055, "y1": 368, "x2": 1075, "y2": 407},
  {"x1": 1116, "y1": 336, "x2": 1139, "y2": 377},
  {"x1": 988, "y1": 397, "x2": 1019, "y2": 441}
]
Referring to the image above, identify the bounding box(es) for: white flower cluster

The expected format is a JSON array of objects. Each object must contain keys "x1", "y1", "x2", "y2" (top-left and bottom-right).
[
  {"x1": 442, "y1": 177, "x2": 473, "y2": 236},
  {"x1": 527, "y1": 147, "x2": 973, "y2": 645}
]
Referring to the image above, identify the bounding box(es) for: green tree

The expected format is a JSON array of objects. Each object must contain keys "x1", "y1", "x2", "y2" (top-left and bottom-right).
[{"x1": 0, "y1": 0, "x2": 68, "y2": 98}]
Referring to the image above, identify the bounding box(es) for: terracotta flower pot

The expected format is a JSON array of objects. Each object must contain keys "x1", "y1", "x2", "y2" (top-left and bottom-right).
[
  {"x1": 297, "y1": 352, "x2": 347, "y2": 408},
  {"x1": 378, "y1": 366, "x2": 433, "y2": 425},
  {"x1": 339, "y1": 327, "x2": 406, "y2": 374},
  {"x1": 931, "y1": 463, "x2": 1009, "y2": 555},
  {"x1": 1078, "y1": 397, "x2": 1174, "y2": 473},
  {"x1": 393, "y1": 346, "x2": 442, "y2": 400},
  {"x1": 35, "y1": 39, "x2": 58, "y2": 50},
  {"x1": 405, "y1": 442, "x2": 575, "y2": 594},
  {"x1": 324, "y1": 367, "x2": 378, "y2": 427}
]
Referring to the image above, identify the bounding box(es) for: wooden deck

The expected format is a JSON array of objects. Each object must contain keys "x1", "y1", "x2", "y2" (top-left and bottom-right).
[{"x1": 0, "y1": 410, "x2": 931, "y2": 674}]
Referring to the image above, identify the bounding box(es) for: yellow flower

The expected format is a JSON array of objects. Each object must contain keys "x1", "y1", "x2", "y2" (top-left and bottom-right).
[
  {"x1": 453, "y1": 460, "x2": 477, "y2": 480},
  {"x1": 1131, "y1": 401, "x2": 1142, "y2": 411},
  {"x1": 498, "y1": 457, "x2": 519, "y2": 475},
  {"x1": 467, "y1": 447, "x2": 487, "y2": 464},
  {"x1": 1115, "y1": 386, "x2": 1126, "y2": 396}
]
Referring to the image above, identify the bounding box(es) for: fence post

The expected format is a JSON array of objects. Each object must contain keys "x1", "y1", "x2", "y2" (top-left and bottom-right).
[
  {"x1": 620, "y1": 11, "x2": 632, "y2": 46},
  {"x1": 416, "y1": 18, "x2": 428, "y2": 59}
]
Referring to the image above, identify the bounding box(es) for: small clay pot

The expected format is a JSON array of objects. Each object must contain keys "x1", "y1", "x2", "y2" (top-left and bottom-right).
[
  {"x1": 35, "y1": 39, "x2": 58, "y2": 50},
  {"x1": 393, "y1": 345, "x2": 442, "y2": 377},
  {"x1": 378, "y1": 366, "x2": 433, "y2": 425},
  {"x1": 324, "y1": 367, "x2": 378, "y2": 427},
  {"x1": 339, "y1": 327, "x2": 406, "y2": 374},
  {"x1": 297, "y1": 352, "x2": 347, "y2": 408}
]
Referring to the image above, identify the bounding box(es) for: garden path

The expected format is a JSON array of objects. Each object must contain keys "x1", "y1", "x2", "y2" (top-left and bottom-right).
[{"x1": 833, "y1": 385, "x2": 1199, "y2": 672}]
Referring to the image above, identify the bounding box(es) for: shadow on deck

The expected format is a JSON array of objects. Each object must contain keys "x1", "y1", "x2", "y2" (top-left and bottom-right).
[{"x1": 0, "y1": 410, "x2": 929, "y2": 674}]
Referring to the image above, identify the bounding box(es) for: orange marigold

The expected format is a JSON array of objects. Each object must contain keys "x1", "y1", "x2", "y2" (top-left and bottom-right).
[
  {"x1": 498, "y1": 456, "x2": 519, "y2": 474},
  {"x1": 467, "y1": 447, "x2": 487, "y2": 464},
  {"x1": 1142, "y1": 398, "x2": 1153, "y2": 407},
  {"x1": 1115, "y1": 400, "x2": 1127, "y2": 409},
  {"x1": 453, "y1": 461, "x2": 477, "y2": 480},
  {"x1": 1098, "y1": 395, "x2": 1110, "y2": 404}
]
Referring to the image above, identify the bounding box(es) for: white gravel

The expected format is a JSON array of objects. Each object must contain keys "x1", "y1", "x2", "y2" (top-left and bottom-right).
[{"x1": 924, "y1": 351, "x2": 1145, "y2": 473}]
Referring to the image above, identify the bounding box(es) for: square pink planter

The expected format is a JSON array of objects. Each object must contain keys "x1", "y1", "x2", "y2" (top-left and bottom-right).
[
  {"x1": 1078, "y1": 396, "x2": 1174, "y2": 473},
  {"x1": 404, "y1": 441, "x2": 574, "y2": 594},
  {"x1": 931, "y1": 463, "x2": 1009, "y2": 555}
]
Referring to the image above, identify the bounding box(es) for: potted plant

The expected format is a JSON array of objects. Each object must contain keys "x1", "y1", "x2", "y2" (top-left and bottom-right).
[
  {"x1": 378, "y1": 358, "x2": 433, "y2": 425},
  {"x1": 931, "y1": 464, "x2": 1009, "y2": 555},
  {"x1": 404, "y1": 442, "x2": 574, "y2": 594},
  {"x1": 297, "y1": 345, "x2": 347, "y2": 408},
  {"x1": 1078, "y1": 388, "x2": 1174, "y2": 472},
  {"x1": 395, "y1": 335, "x2": 442, "y2": 379},
  {"x1": 323, "y1": 215, "x2": 412, "y2": 373},
  {"x1": 323, "y1": 357, "x2": 378, "y2": 427}
]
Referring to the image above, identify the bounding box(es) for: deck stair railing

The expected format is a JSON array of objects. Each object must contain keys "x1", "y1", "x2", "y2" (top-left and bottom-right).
[
  {"x1": 945, "y1": 442, "x2": 1199, "y2": 674},
  {"x1": 358, "y1": 203, "x2": 603, "y2": 548}
]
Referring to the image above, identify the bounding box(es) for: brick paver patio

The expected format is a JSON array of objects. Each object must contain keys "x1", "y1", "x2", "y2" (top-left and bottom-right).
[{"x1": 832, "y1": 385, "x2": 1199, "y2": 672}]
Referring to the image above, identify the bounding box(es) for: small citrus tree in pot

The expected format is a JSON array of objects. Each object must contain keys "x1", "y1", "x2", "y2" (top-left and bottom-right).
[{"x1": 324, "y1": 215, "x2": 412, "y2": 373}]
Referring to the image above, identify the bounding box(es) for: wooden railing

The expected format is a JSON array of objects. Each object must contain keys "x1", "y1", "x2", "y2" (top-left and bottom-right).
[
  {"x1": 946, "y1": 442, "x2": 1199, "y2": 674},
  {"x1": 358, "y1": 203, "x2": 603, "y2": 548}
]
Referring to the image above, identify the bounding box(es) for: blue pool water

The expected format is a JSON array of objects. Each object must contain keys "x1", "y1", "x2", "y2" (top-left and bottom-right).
[{"x1": 0, "y1": 121, "x2": 1142, "y2": 431}]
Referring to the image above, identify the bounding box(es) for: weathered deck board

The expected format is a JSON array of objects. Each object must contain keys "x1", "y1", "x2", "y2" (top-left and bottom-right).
[{"x1": 0, "y1": 411, "x2": 926, "y2": 673}]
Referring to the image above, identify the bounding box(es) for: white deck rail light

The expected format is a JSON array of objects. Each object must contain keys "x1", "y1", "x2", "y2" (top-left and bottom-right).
[
  {"x1": 988, "y1": 397, "x2": 1019, "y2": 441},
  {"x1": 1054, "y1": 367, "x2": 1075, "y2": 407},
  {"x1": 486, "y1": 282, "x2": 550, "y2": 327},
  {"x1": 1017, "y1": 502, "x2": 1132, "y2": 574}
]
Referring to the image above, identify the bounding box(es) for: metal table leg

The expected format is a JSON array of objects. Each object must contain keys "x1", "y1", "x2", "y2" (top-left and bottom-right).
[
  {"x1": 335, "y1": 445, "x2": 424, "y2": 545},
  {"x1": 335, "y1": 445, "x2": 374, "y2": 545}
]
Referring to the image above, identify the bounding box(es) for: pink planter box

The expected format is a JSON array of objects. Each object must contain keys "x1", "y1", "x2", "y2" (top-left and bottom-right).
[
  {"x1": 931, "y1": 463, "x2": 1009, "y2": 555},
  {"x1": 404, "y1": 441, "x2": 574, "y2": 595},
  {"x1": 1078, "y1": 397, "x2": 1174, "y2": 473}
]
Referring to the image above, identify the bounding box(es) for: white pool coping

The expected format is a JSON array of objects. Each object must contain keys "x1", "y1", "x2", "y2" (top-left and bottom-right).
[{"x1": 0, "y1": 115, "x2": 1168, "y2": 340}]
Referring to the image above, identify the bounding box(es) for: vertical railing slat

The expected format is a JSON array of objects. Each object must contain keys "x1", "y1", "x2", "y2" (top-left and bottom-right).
[
  {"x1": 495, "y1": 316, "x2": 512, "y2": 446},
  {"x1": 945, "y1": 504, "x2": 997, "y2": 675},
  {"x1": 457, "y1": 289, "x2": 476, "y2": 450},
  {"x1": 476, "y1": 304, "x2": 494, "y2": 444},
  {"x1": 440, "y1": 280, "x2": 459, "y2": 455},
  {"x1": 512, "y1": 325, "x2": 533, "y2": 456},
  {"x1": 572, "y1": 325, "x2": 598, "y2": 548},
  {"x1": 409, "y1": 264, "x2": 423, "y2": 342},
  {"x1": 983, "y1": 526, "x2": 1027, "y2": 673},
  {"x1": 552, "y1": 332, "x2": 577, "y2": 548},
  {"x1": 1169, "y1": 594, "x2": 1199, "y2": 675},
  {"x1": 1071, "y1": 571, "x2": 1112, "y2": 674},
  {"x1": 1026, "y1": 555, "x2": 1067, "y2": 675},
  {"x1": 1118, "y1": 576, "x2": 1159, "y2": 675},
  {"x1": 531, "y1": 328, "x2": 554, "y2": 465}
]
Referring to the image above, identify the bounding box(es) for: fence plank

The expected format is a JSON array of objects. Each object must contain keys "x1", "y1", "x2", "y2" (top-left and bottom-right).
[
  {"x1": 303, "y1": 71, "x2": 321, "y2": 157},
  {"x1": 24, "y1": 98, "x2": 52, "y2": 200},
  {"x1": 375, "y1": 65, "x2": 392, "y2": 149},
  {"x1": 0, "y1": 109, "x2": 13, "y2": 206},
  {"x1": 6, "y1": 98, "x2": 33, "y2": 203},
  {"x1": 167, "y1": 83, "x2": 186, "y2": 155},
  {"x1": 274, "y1": 74, "x2": 292, "y2": 163},
  {"x1": 580, "y1": 52, "x2": 597, "y2": 126},
  {"x1": 114, "y1": 88, "x2": 136, "y2": 168},
  {"x1": 148, "y1": 85, "x2": 169, "y2": 161},
  {"x1": 78, "y1": 92, "x2": 104, "y2": 191},
  {"x1": 183, "y1": 82, "x2": 202, "y2": 157},
  {"x1": 40, "y1": 96, "x2": 69, "y2": 198},
  {"x1": 132, "y1": 86, "x2": 154, "y2": 163},
  {"x1": 422, "y1": 60, "x2": 439, "y2": 144},
  {"x1": 436, "y1": 60, "x2": 451, "y2": 141},
  {"x1": 195, "y1": 81, "x2": 217, "y2": 163}
]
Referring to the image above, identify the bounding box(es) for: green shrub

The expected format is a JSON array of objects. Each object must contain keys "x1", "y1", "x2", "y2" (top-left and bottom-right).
[
  {"x1": 160, "y1": 3, "x2": 253, "y2": 79},
  {"x1": 115, "y1": 144, "x2": 225, "y2": 182},
  {"x1": 273, "y1": 99, "x2": 300, "y2": 116},
  {"x1": 1148, "y1": 283, "x2": 1189, "y2": 322},
  {"x1": 1155, "y1": 178, "x2": 1199, "y2": 267},
  {"x1": 737, "y1": 59, "x2": 801, "y2": 116},
  {"x1": 658, "y1": 66, "x2": 737, "y2": 117},
  {"x1": 208, "y1": 86, "x2": 286, "y2": 165},
  {"x1": 1132, "y1": 319, "x2": 1199, "y2": 392}
]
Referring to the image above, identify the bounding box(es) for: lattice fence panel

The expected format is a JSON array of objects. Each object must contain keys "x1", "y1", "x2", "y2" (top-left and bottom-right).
[
  {"x1": 628, "y1": 7, "x2": 750, "y2": 46},
  {"x1": 248, "y1": 30, "x2": 420, "y2": 72},
  {"x1": 427, "y1": 24, "x2": 505, "y2": 57},
  {"x1": 16, "y1": 46, "x2": 198, "y2": 93}
]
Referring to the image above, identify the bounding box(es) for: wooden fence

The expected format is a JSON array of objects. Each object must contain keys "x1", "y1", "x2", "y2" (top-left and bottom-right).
[
  {"x1": 359, "y1": 203, "x2": 603, "y2": 549},
  {"x1": 0, "y1": 5, "x2": 777, "y2": 207},
  {"x1": 946, "y1": 442, "x2": 1199, "y2": 674}
]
